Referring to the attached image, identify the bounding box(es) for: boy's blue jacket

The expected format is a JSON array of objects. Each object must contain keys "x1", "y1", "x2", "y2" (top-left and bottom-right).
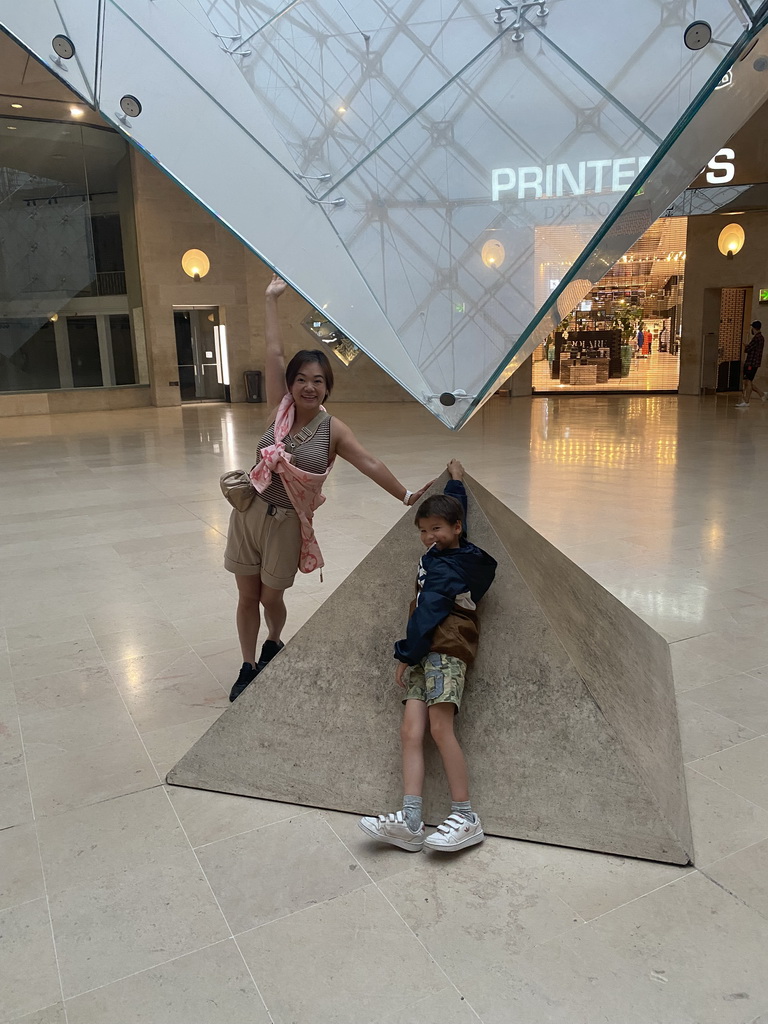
[{"x1": 394, "y1": 480, "x2": 497, "y2": 667}]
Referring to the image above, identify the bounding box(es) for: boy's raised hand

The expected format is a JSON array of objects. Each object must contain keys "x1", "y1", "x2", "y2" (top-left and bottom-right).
[{"x1": 395, "y1": 662, "x2": 408, "y2": 688}]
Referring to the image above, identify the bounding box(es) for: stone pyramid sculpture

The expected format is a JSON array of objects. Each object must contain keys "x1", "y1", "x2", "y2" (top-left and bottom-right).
[{"x1": 168, "y1": 475, "x2": 692, "y2": 865}]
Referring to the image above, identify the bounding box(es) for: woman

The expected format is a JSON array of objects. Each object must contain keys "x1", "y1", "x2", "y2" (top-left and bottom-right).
[{"x1": 225, "y1": 274, "x2": 432, "y2": 701}]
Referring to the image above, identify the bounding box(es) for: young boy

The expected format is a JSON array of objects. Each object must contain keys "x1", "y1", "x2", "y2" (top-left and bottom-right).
[{"x1": 359, "y1": 460, "x2": 497, "y2": 852}]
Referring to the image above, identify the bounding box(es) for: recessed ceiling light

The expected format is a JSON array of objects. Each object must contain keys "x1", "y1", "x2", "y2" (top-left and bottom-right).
[
  {"x1": 11, "y1": 103, "x2": 22, "y2": 109},
  {"x1": 6, "y1": 125, "x2": 17, "y2": 130},
  {"x1": 70, "y1": 106, "x2": 84, "y2": 117}
]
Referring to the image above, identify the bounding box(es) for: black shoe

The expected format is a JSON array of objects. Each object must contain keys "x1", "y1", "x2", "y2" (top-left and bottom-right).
[
  {"x1": 255, "y1": 639, "x2": 284, "y2": 674},
  {"x1": 229, "y1": 662, "x2": 257, "y2": 702}
]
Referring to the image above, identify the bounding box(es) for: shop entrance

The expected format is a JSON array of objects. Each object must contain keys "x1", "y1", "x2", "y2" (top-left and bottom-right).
[
  {"x1": 173, "y1": 307, "x2": 228, "y2": 402},
  {"x1": 716, "y1": 288, "x2": 748, "y2": 392}
]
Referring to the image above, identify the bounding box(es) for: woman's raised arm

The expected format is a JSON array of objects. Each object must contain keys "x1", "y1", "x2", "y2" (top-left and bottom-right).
[{"x1": 264, "y1": 274, "x2": 290, "y2": 410}]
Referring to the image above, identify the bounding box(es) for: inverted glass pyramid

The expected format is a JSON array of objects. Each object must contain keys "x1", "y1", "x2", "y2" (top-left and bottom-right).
[{"x1": 3, "y1": 1, "x2": 768, "y2": 426}]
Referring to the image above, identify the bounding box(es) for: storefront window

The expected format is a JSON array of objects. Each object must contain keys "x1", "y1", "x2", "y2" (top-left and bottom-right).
[
  {"x1": 0, "y1": 117, "x2": 143, "y2": 394},
  {"x1": 532, "y1": 217, "x2": 686, "y2": 393}
]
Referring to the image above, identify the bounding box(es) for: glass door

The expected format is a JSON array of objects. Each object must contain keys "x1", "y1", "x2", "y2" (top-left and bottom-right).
[{"x1": 173, "y1": 307, "x2": 226, "y2": 401}]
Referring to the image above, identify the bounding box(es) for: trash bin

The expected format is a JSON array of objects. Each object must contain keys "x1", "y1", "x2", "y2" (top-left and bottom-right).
[{"x1": 243, "y1": 370, "x2": 263, "y2": 403}]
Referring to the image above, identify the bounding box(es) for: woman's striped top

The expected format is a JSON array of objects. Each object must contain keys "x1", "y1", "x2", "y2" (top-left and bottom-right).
[{"x1": 255, "y1": 416, "x2": 332, "y2": 509}]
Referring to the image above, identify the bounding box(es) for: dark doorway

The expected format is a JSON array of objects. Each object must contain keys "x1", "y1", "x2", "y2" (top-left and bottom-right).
[{"x1": 173, "y1": 308, "x2": 226, "y2": 401}]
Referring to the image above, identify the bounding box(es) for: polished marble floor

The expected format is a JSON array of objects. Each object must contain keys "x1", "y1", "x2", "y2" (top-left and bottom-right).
[{"x1": 2, "y1": 393, "x2": 768, "y2": 1024}]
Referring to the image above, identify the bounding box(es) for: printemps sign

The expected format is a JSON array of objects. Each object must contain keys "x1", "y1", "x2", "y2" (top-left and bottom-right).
[{"x1": 491, "y1": 149, "x2": 737, "y2": 201}]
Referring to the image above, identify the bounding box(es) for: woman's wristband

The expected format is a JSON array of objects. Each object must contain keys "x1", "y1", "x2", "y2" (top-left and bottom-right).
[{"x1": 402, "y1": 489, "x2": 413, "y2": 506}]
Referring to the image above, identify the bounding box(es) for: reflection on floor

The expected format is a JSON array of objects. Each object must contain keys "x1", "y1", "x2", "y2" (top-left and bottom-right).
[
  {"x1": 2, "y1": 392, "x2": 768, "y2": 1024},
  {"x1": 533, "y1": 349, "x2": 680, "y2": 392}
]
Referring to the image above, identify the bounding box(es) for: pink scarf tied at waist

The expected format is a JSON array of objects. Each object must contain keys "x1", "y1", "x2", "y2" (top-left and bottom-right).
[{"x1": 249, "y1": 394, "x2": 334, "y2": 574}]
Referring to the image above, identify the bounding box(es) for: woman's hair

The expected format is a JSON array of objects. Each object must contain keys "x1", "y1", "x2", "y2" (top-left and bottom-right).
[
  {"x1": 414, "y1": 494, "x2": 463, "y2": 526},
  {"x1": 285, "y1": 349, "x2": 334, "y2": 401}
]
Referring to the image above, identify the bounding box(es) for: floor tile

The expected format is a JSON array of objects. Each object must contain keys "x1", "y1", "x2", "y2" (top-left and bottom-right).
[
  {"x1": 37, "y1": 787, "x2": 187, "y2": 894},
  {"x1": 559, "y1": 872, "x2": 768, "y2": 1024},
  {"x1": 167, "y1": 785, "x2": 306, "y2": 849},
  {"x1": 693, "y1": 737, "x2": 768, "y2": 811},
  {"x1": 237, "y1": 885, "x2": 446, "y2": 1024},
  {"x1": 670, "y1": 643, "x2": 731, "y2": 693},
  {"x1": 12, "y1": 665, "x2": 117, "y2": 715},
  {"x1": 20, "y1": 696, "x2": 138, "y2": 762},
  {"x1": 0, "y1": 899, "x2": 61, "y2": 1020},
  {"x1": 685, "y1": 768, "x2": 768, "y2": 867},
  {"x1": 373, "y1": 986, "x2": 479, "y2": 1024},
  {"x1": 64, "y1": 939, "x2": 268, "y2": 1024},
  {"x1": 323, "y1": 808, "x2": 424, "y2": 884},
  {"x1": 0, "y1": 823, "x2": 44, "y2": 912},
  {"x1": 5, "y1": 1004, "x2": 66, "y2": 1024},
  {"x1": 83, "y1": 602, "x2": 167, "y2": 637},
  {"x1": 171, "y1": 612, "x2": 235, "y2": 645},
  {"x1": 24, "y1": 732, "x2": 157, "y2": 818},
  {"x1": 705, "y1": 838, "x2": 768, "y2": 922},
  {"x1": 141, "y1": 712, "x2": 223, "y2": 778},
  {"x1": 9, "y1": 638, "x2": 106, "y2": 684},
  {"x1": 0, "y1": 763, "x2": 34, "y2": 829},
  {"x1": 676, "y1": 696, "x2": 758, "y2": 763},
  {"x1": 5, "y1": 615, "x2": 92, "y2": 652},
  {"x1": 379, "y1": 837, "x2": 582, "y2": 979},
  {"x1": 0, "y1": 709, "x2": 23, "y2": 769},
  {"x1": 191, "y1": 639, "x2": 242, "y2": 687},
  {"x1": 108, "y1": 649, "x2": 227, "y2": 732},
  {"x1": 196, "y1": 811, "x2": 365, "y2": 934},
  {"x1": 686, "y1": 672, "x2": 768, "y2": 736},
  {"x1": 50, "y1": 851, "x2": 229, "y2": 999},
  {"x1": 94, "y1": 621, "x2": 187, "y2": 663}
]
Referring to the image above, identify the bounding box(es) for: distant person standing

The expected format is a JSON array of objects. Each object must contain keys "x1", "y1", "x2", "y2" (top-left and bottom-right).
[{"x1": 736, "y1": 321, "x2": 767, "y2": 408}]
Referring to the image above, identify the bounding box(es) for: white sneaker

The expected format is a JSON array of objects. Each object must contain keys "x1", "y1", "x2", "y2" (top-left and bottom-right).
[
  {"x1": 358, "y1": 811, "x2": 425, "y2": 851},
  {"x1": 735, "y1": 400, "x2": 749, "y2": 408},
  {"x1": 423, "y1": 813, "x2": 485, "y2": 852}
]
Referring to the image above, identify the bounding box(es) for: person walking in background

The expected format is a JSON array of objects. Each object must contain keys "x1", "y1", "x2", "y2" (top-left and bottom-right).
[{"x1": 736, "y1": 320, "x2": 766, "y2": 408}]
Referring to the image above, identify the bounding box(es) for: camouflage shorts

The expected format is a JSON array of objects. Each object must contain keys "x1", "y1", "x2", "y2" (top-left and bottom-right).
[{"x1": 404, "y1": 652, "x2": 466, "y2": 712}]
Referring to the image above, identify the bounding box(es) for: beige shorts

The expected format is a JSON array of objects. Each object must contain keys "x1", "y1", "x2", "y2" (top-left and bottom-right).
[{"x1": 224, "y1": 496, "x2": 301, "y2": 589}]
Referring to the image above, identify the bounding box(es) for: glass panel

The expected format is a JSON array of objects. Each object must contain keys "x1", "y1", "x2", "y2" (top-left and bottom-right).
[
  {"x1": 6, "y1": 0, "x2": 768, "y2": 424},
  {"x1": 0, "y1": 318, "x2": 59, "y2": 392},
  {"x1": 67, "y1": 315, "x2": 102, "y2": 387},
  {"x1": 0, "y1": 108, "x2": 132, "y2": 392},
  {"x1": 0, "y1": 0, "x2": 100, "y2": 105},
  {"x1": 109, "y1": 313, "x2": 135, "y2": 385}
]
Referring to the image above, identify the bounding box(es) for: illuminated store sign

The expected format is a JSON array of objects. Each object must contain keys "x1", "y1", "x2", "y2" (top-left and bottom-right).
[
  {"x1": 492, "y1": 148, "x2": 738, "y2": 201},
  {"x1": 492, "y1": 157, "x2": 650, "y2": 202},
  {"x1": 705, "y1": 148, "x2": 735, "y2": 184}
]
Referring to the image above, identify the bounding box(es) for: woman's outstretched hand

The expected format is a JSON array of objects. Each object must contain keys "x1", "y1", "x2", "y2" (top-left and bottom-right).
[
  {"x1": 406, "y1": 480, "x2": 435, "y2": 506},
  {"x1": 265, "y1": 273, "x2": 289, "y2": 299}
]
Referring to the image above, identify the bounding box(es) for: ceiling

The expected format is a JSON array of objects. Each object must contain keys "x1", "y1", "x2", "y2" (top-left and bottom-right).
[{"x1": 0, "y1": 28, "x2": 104, "y2": 126}]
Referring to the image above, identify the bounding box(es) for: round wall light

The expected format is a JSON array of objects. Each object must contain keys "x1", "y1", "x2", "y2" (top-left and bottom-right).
[
  {"x1": 481, "y1": 239, "x2": 505, "y2": 268},
  {"x1": 717, "y1": 223, "x2": 745, "y2": 259},
  {"x1": 181, "y1": 249, "x2": 210, "y2": 281}
]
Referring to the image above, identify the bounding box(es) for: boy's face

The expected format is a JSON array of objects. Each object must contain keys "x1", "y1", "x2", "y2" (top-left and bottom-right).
[{"x1": 417, "y1": 515, "x2": 462, "y2": 551}]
